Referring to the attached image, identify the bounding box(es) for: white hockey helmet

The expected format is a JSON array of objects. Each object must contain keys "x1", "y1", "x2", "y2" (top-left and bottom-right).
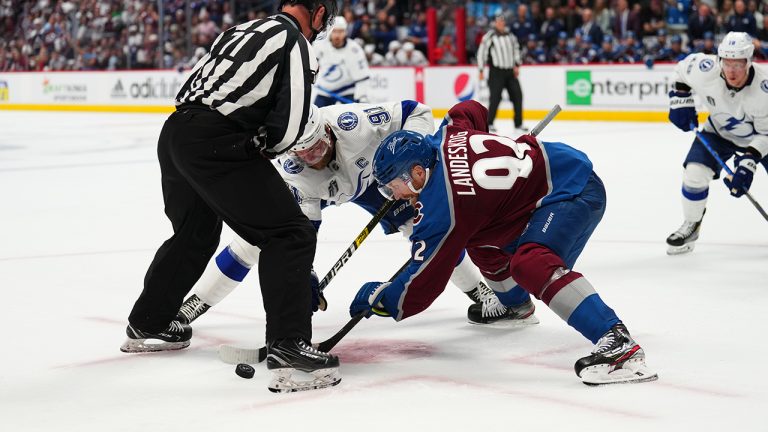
[
  {"x1": 291, "y1": 105, "x2": 332, "y2": 165},
  {"x1": 331, "y1": 16, "x2": 347, "y2": 32},
  {"x1": 718, "y1": 32, "x2": 754, "y2": 68}
]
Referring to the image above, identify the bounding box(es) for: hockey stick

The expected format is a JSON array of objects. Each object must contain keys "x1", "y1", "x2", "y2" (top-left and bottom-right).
[
  {"x1": 530, "y1": 104, "x2": 561, "y2": 137},
  {"x1": 316, "y1": 199, "x2": 395, "y2": 309},
  {"x1": 218, "y1": 259, "x2": 410, "y2": 365},
  {"x1": 693, "y1": 127, "x2": 768, "y2": 221},
  {"x1": 317, "y1": 259, "x2": 410, "y2": 352},
  {"x1": 218, "y1": 200, "x2": 395, "y2": 364},
  {"x1": 315, "y1": 85, "x2": 356, "y2": 104},
  {"x1": 218, "y1": 105, "x2": 564, "y2": 365}
]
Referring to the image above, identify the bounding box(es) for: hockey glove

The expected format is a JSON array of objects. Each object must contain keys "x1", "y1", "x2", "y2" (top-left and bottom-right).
[
  {"x1": 310, "y1": 268, "x2": 328, "y2": 312},
  {"x1": 668, "y1": 90, "x2": 697, "y2": 132},
  {"x1": 723, "y1": 153, "x2": 758, "y2": 197},
  {"x1": 349, "y1": 282, "x2": 391, "y2": 318},
  {"x1": 250, "y1": 127, "x2": 279, "y2": 159}
]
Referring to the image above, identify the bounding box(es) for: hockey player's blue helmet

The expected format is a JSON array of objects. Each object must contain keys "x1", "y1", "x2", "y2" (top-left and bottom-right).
[{"x1": 373, "y1": 130, "x2": 436, "y2": 199}]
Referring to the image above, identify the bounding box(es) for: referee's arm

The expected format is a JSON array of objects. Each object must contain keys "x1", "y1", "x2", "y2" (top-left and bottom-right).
[
  {"x1": 477, "y1": 31, "x2": 492, "y2": 79},
  {"x1": 266, "y1": 36, "x2": 315, "y2": 155}
]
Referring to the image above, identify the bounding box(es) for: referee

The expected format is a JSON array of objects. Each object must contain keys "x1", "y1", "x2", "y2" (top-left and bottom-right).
[
  {"x1": 477, "y1": 13, "x2": 525, "y2": 133},
  {"x1": 123, "y1": 1, "x2": 340, "y2": 372}
]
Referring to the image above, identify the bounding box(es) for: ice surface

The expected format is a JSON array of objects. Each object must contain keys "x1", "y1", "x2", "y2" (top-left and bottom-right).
[{"x1": 0, "y1": 111, "x2": 765, "y2": 431}]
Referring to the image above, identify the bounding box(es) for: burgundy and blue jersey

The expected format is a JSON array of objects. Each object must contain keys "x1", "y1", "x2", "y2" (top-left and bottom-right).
[{"x1": 379, "y1": 100, "x2": 594, "y2": 320}]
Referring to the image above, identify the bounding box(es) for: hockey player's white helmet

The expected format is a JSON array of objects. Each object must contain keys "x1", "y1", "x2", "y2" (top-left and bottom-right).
[
  {"x1": 331, "y1": 16, "x2": 348, "y2": 32},
  {"x1": 290, "y1": 105, "x2": 332, "y2": 165},
  {"x1": 718, "y1": 32, "x2": 754, "y2": 69}
]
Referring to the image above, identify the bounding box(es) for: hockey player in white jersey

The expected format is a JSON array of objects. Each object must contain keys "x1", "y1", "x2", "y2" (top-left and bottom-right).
[
  {"x1": 175, "y1": 101, "x2": 529, "y2": 335},
  {"x1": 313, "y1": 16, "x2": 370, "y2": 106},
  {"x1": 666, "y1": 32, "x2": 768, "y2": 254}
]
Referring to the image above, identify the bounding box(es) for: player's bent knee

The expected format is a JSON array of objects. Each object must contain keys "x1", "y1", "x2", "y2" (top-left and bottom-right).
[
  {"x1": 509, "y1": 243, "x2": 569, "y2": 299},
  {"x1": 683, "y1": 163, "x2": 715, "y2": 189},
  {"x1": 230, "y1": 235, "x2": 261, "y2": 266}
]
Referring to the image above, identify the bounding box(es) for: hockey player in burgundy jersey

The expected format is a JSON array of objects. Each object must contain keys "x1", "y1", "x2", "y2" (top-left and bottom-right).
[{"x1": 349, "y1": 100, "x2": 657, "y2": 386}]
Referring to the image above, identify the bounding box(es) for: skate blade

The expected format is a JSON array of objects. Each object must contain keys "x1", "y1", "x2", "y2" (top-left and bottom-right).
[
  {"x1": 468, "y1": 314, "x2": 540, "y2": 328},
  {"x1": 268, "y1": 368, "x2": 341, "y2": 393},
  {"x1": 666, "y1": 243, "x2": 695, "y2": 255},
  {"x1": 580, "y1": 360, "x2": 658, "y2": 386},
  {"x1": 120, "y1": 338, "x2": 190, "y2": 353}
]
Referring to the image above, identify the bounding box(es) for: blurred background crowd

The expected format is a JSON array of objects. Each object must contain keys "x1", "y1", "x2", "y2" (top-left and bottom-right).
[{"x1": 1, "y1": 0, "x2": 767, "y2": 72}]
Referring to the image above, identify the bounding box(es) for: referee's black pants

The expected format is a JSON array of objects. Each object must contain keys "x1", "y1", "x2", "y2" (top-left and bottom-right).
[
  {"x1": 487, "y1": 66, "x2": 523, "y2": 128},
  {"x1": 128, "y1": 108, "x2": 316, "y2": 342}
]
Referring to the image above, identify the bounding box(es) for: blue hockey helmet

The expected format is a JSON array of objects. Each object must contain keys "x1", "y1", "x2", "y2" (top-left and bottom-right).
[{"x1": 373, "y1": 130, "x2": 435, "y2": 198}]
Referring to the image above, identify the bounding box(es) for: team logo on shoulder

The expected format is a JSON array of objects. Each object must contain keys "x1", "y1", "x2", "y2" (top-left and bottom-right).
[
  {"x1": 355, "y1": 157, "x2": 369, "y2": 169},
  {"x1": 761, "y1": 80, "x2": 768, "y2": 93},
  {"x1": 699, "y1": 59, "x2": 714, "y2": 72},
  {"x1": 337, "y1": 112, "x2": 359, "y2": 131},
  {"x1": 413, "y1": 201, "x2": 424, "y2": 225},
  {"x1": 282, "y1": 158, "x2": 304, "y2": 174}
]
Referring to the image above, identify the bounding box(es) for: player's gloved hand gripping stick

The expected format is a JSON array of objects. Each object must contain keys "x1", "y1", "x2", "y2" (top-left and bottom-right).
[
  {"x1": 691, "y1": 124, "x2": 768, "y2": 222},
  {"x1": 218, "y1": 199, "x2": 395, "y2": 364}
]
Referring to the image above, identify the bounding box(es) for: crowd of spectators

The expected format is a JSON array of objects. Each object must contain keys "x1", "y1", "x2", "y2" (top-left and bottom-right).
[{"x1": 1, "y1": 0, "x2": 768, "y2": 72}]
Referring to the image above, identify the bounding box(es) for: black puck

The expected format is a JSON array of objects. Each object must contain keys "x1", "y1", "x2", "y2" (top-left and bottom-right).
[{"x1": 235, "y1": 363, "x2": 255, "y2": 379}]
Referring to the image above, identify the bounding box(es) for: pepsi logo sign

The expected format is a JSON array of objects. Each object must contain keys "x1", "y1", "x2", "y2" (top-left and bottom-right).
[{"x1": 454, "y1": 73, "x2": 474, "y2": 101}]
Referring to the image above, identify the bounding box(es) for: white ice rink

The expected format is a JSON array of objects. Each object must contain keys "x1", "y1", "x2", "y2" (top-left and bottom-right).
[{"x1": 1, "y1": 111, "x2": 766, "y2": 431}]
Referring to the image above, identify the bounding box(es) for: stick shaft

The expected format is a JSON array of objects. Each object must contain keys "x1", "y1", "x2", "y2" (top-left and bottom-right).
[
  {"x1": 318, "y1": 199, "x2": 395, "y2": 291},
  {"x1": 530, "y1": 104, "x2": 561, "y2": 137},
  {"x1": 317, "y1": 259, "x2": 411, "y2": 353},
  {"x1": 694, "y1": 129, "x2": 768, "y2": 221}
]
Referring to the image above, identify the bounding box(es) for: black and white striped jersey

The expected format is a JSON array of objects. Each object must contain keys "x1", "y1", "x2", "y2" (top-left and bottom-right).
[
  {"x1": 176, "y1": 13, "x2": 318, "y2": 155},
  {"x1": 477, "y1": 30, "x2": 521, "y2": 69}
]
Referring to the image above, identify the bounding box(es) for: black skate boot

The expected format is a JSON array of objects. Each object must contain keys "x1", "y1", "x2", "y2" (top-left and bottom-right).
[
  {"x1": 175, "y1": 294, "x2": 211, "y2": 324},
  {"x1": 575, "y1": 323, "x2": 657, "y2": 386},
  {"x1": 468, "y1": 297, "x2": 539, "y2": 326},
  {"x1": 266, "y1": 338, "x2": 341, "y2": 393},
  {"x1": 465, "y1": 281, "x2": 497, "y2": 304},
  {"x1": 120, "y1": 320, "x2": 192, "y2": 353},
  {"x1": 666, "y1": 215, "x2": 703, "y2": 255}
]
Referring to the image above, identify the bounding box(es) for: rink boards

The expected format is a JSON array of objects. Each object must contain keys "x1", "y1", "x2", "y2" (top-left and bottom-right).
[{"x1": 0, "y1": 62, "x2": 728, "y2": 122}]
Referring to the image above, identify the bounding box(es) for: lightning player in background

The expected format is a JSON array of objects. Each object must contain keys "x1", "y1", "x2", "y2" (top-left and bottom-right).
[
  {"x1": 313, "y1": 16, "x2": 370, "y2": 106},
  {"x1": 175, "y1": 101, "x2": 528, "y2": 329},
  {"x1": 349, "y1": 100, "x2": 657, "y2": 386},
  {"x1": 666, "y1": 32, "x2": 768, "y2": 254}
]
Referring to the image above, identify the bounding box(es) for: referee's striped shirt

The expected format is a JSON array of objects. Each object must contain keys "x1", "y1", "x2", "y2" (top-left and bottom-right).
[
  {"x1": 477, "y1": 29, "x2": 521, "y2": 70},
  {"x1": 176, "y1": 13, "x2": 318, "y2": 155}
]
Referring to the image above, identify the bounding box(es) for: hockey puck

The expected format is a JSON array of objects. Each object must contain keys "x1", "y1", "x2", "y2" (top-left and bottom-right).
[{"x1": 235, "y1": 363, "x2": 255, "y2": 379}]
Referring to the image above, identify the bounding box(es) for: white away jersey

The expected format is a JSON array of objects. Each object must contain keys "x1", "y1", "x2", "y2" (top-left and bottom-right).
[
  {"x1": 275, "y1": 101, "x2": 435, "y2": 222},
  {"x1": 313, "y1": 38, "x2": 370, "y2": 98},
  {"x1": 674, "y1": 53, "x2": 768, "y2": 156}
]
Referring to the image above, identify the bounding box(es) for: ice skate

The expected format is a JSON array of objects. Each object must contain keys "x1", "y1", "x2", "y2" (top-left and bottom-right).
[
  {"x1": 666, "y1": 219, "x2": 702, "y2": 255},
  {"x1": 467, "y1": 292, "x2": 539, "y2": 327},
  {"x1": 266, "y1": 338, "x2": 341, "y2": 393},
  {"x1": 120, "y1": 320, "x2": 192, "y2": 353},
  {"x1": 575, "y1": 323, "x2": 657, "y2": 386},
  {"x1": 176, "y1": 294, "x2": 211, "y2": 324}
]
